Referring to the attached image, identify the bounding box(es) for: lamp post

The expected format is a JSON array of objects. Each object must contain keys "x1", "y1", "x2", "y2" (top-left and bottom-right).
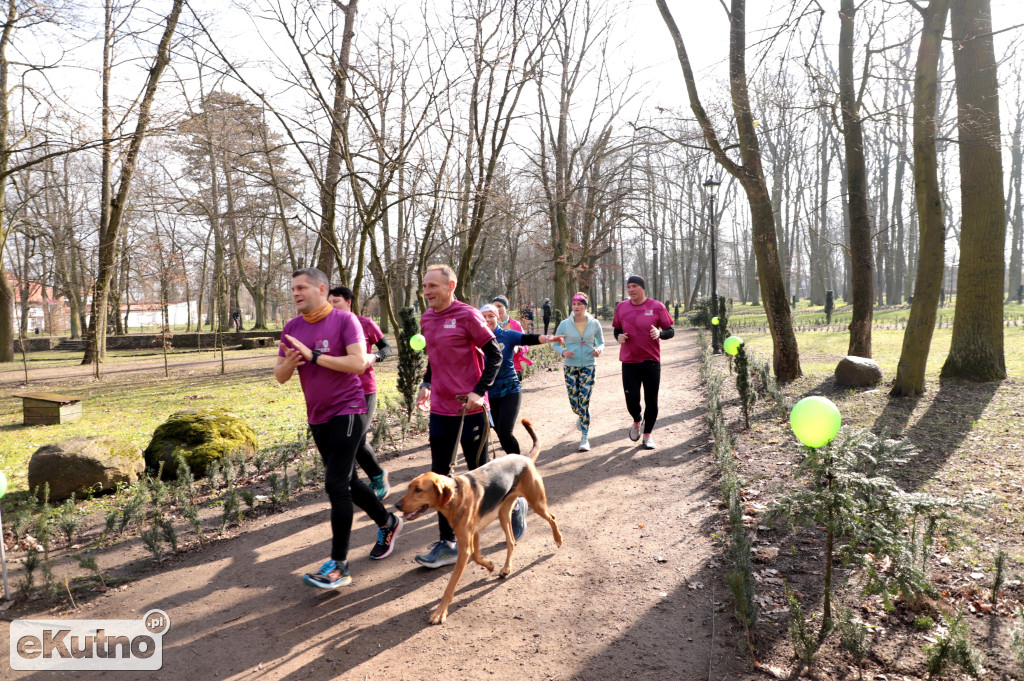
[{"x1": 704, "y1": 176, "x2": 722, "y2": 353}]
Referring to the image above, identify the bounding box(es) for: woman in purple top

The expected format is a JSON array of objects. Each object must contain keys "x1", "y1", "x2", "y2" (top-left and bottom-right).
[
  {"x1": 612, "y1": 275, "x2": 675, "y2": 450},
  {"x1": 275, "y1": 268, "x2": 403, "y2": 590}
]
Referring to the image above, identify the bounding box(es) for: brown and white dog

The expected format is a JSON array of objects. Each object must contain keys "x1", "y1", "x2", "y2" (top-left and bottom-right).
[{"x1": 396, "y1": 418, "x2": 562, "y2": 624}]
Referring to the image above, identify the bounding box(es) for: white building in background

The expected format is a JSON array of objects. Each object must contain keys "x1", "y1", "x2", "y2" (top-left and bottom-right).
[{"x1": 118, "y1": 301, "x2": 201, "y2": 329}]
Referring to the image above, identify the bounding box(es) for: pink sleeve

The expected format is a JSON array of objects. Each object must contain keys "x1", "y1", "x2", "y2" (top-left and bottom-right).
[
  {"x1": 365, "y1": 319, "x2": 384, "y2": 345},
  {"x1": 612, "y1": 303, "x2": 621, "y2": 329},
  {"x1": 342, "y1": 314, "x2": 366, "y2": 351}
]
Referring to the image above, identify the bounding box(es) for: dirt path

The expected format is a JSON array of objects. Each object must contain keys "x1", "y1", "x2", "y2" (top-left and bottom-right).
[{"x1": 3, "y1": 327, "x2": 749, "y2": 681}]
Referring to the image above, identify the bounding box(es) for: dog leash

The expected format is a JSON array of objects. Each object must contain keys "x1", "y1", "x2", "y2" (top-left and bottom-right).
[{"x1": 448, "y1": 396, "x2": 494, "y2": 479}]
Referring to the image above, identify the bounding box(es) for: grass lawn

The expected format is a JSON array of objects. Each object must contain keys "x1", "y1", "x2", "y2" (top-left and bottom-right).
[
  {"x1": 734, "y1": 323, "x2": 1024, "y2": 565},
  {"x1": 0, "y1": 346, "x2": 401, "y2": 494}
]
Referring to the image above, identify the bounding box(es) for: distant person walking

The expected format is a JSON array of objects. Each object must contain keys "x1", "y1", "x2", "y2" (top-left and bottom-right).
[
  {"x1": 413, "y1": 264, "x2": 504, "y2": 569},
  {"x1": 552, "y1": 292, "x2": 604, "y2": 451},
  {"x1": 612, "y1": 275, "x2": 674, "y2": 450},
  {"x1": 542, "y1": 298, "x2": 552, "y2": 335},
  {"x1": 328, "y1": 285, "x2": 393, "y2": 500},
  {"x1": 275, "y1": 268, "x2": 402, "y2": 590}
]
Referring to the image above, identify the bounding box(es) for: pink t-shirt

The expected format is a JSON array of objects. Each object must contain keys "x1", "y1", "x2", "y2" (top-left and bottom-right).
[
  {"x1": 420, "y1": 300, "x2": 495, "y2": 416},
  {"x1": 499, "y1": 316, "x2": 530, "y2": 371},
  {"x1": 612, "y1": 297, "x2": 674, "y2": 364},
  {"x1": 357, "y1": 315, "x2": 384, "y2": 395},
  {"x1": 279, "y1": 309, "x2": 367, "y2": 424}
]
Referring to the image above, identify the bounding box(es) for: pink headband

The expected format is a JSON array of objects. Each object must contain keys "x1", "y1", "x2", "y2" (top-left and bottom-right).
[{"x1": 572, "y1": 294, "x2": 588, "y2": 304}]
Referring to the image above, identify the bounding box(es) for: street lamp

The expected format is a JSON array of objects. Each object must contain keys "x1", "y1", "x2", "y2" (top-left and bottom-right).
[{"x1": 704, "y1": 176, "x2": 722, "y2": 353}]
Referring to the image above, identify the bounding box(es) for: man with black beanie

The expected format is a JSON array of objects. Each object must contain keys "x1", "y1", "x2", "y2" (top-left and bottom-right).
[{"x1": 612, "y1": 275, "x2": 674, "y2": 449}]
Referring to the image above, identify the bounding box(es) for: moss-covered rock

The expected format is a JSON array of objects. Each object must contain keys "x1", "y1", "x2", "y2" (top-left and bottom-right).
[{"x1": 144, "y1": 408, "x2": 257, "y2": 479}]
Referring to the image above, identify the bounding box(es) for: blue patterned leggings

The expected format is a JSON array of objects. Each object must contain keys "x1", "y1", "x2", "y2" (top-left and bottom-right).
[{"x1": 563, "y1": 365, "x2": 597, "y2": 432}]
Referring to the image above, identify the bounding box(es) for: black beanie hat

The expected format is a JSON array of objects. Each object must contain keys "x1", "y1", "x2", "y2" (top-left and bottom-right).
[
  {"x1": 491, "y1": 295, "x2": 510, "y2": 308},
  {"x1": 627, "y1": 275, "x2": 646, "y2": 290}
]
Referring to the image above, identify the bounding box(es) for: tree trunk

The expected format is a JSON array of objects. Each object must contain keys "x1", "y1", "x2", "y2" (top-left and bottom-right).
[
  {"x1": 82, "y1": 0, "x2": 183, "y2": 368},
  {"x1": 314, "y1": 0, "x2": 358, "y2": 279},
  {"x1": 657, "y1": 0, "x2": 800, "y2": 381},
  {"x1": 840, "y1": 0, "x2": 874, "y2": 357},
  {"x1": 891, "y1": 0, "x2": 951, "y2": 397},
  {"x1": 1006, "y1": 107, "x2": 1023, "y2": 302},
  {"x1": 941, "y1": 0, "x2": 1006, "y2": 380}
]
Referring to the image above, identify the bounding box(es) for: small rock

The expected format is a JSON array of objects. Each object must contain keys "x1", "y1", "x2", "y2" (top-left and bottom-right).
[
  {"x1": 835, "y1": 356, "x2": 883, "y2": 388},
  {"x1": 970, "y1": 572, "x2": 985, "y2": 580},
  {"x1": 656, "y1": 556, "x2": 668, "y2": 564}
]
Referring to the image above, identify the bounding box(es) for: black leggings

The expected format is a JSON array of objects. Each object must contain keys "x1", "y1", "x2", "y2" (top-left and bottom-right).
[
  {"x1": 356, "y1": 393, "x2": 384, "y2": 479},
  {"x1": 429, "y1": 412, "x2": 489, "y2": 542},
  {"x1": 489, "y1": 391, "x2": 522, "y2": 455},
  {"x1": 309, "y1": 413, "x2": 388, "y2": 562},
  {"x1": 621, "y1": 360, "x2": 661, "y2": 434}
]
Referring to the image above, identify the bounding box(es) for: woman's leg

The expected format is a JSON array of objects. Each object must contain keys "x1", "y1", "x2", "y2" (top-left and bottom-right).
[
  {"x1": 578, "y1": 365, "x2": 596, "y2": 432},
  {"x1": 491, "y1": 392, "x2": 522, "y2": 454}
]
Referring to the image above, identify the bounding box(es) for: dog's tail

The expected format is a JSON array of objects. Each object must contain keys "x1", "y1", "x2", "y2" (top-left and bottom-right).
[{"x1": 521, "y1": 418, "x2": 541, "y2": 463}]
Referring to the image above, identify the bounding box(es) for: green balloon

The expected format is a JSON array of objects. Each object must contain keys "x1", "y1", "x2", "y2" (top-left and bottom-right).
[
  {"x1": 711, "y1": 316, "x2": 720, "y2": 326},
  {"x1": 723, "y1": 336, "x2": 743, "y2": 355},
  {"x1": 409, "y1": 333, "x2": 426, "y2": 351},
  {"x1": 790, "y1": 396, "x2": 842, "y2": 448},
  {"x1": 0, "y1": 470, "x2": 6, "y2": 499}
]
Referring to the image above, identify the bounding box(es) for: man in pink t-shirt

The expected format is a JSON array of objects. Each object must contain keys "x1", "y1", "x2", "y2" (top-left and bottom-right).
[
  {"x1": 410, "y1": 264, "x2": 503, "y2": 569},
  {"x1": 275, "y1": 268, "x2": 403, "y2": 590},
  {"x1": 612, "y1": 275, "x2": 675, "y2": 450}
]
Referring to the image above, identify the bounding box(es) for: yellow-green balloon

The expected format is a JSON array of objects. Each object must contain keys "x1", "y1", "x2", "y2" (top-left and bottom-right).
[
  {"x1": 723, "y1": 336, "x2": 743, "y2": 355},
  {"x1": 790, "y1": 396, "x2": 842, "y2": 448},
  {"x1": 711, "y1": 316, "x2": 720, "y2": 325},
  {"x1": 0, "y1": 470, "x2": 6, "y2": 499},
  {"x1": 409, "y1": 333, "x2": 426, "y2": 351}
]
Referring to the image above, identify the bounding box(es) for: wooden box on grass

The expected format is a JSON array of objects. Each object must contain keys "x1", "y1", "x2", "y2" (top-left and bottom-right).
[{"x1": 14, "y1": 392, "x2": 83, "y2": 426}]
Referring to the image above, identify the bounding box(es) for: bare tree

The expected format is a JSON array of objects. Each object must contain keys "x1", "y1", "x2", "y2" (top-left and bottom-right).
[
  {"x1": 891, "y1": 0, "x2": 952, "y2": 397},
  {"x1": 81, "y1": 0, "x2": 185, "y2": 370},
  {"x1": 656, "y1": 0, "x2": 801, "y2": 381}
]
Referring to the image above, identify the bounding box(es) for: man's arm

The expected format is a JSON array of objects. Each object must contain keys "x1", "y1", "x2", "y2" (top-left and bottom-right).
[
  {"x1": 471, "y1": 338, "x2": 502, "y2": 397},
  {"x1": 284, "y1": 335, "x2": 369, "y2": 375},
  {"x1": 275, "y1": 350, "x2": 302, "y2": 384}
]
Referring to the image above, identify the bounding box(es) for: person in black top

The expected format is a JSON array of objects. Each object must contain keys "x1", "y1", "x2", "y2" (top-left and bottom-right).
[{"x1": 542, "y1": 298, "x2": 552, "y2": 335}]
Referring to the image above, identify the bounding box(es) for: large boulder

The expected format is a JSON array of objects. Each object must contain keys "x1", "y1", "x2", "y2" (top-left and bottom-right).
[
  {"x1": 145, "y1": 408, "x2": 257, "y2": 479},
  {"x1": 28, "y1": 437, "x2": 145, "y2": 501},
  {"x1": 835, "y1": 355, "x2": 883, "y2": 388}
]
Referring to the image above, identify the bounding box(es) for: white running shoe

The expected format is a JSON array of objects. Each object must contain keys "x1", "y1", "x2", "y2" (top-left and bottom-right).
[
  {"x1": 642, "y1": 434, "x2": 656, "y2": 450},
  {"x1": 628, "y1": 421, "x2": 642, "y2": 442},
  {"x1": 578, "y1": 433, "x2": 590, "y2": 451}
]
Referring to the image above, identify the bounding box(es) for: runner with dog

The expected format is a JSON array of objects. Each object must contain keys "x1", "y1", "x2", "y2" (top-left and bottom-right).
[{"x1": 413, "y1": 264, "x2": 512, "y2": 569}]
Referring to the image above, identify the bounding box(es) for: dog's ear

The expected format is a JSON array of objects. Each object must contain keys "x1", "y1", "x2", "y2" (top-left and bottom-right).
[{"x1": 436, "y1": 479, "x2": 454, "y2": 506}]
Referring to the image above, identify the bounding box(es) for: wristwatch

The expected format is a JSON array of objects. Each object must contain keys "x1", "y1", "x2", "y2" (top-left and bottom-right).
[{"x1": 311, "y1": 350, "x2": 322, "y2": 365}]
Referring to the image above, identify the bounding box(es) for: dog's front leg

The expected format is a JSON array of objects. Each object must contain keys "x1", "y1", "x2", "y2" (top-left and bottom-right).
[
  {"x1": 430, "y1": 535, "x2": 471, "y2": 625},
  {"x1": 497, "y1": 499, "x2": 517, "y2": 577}
]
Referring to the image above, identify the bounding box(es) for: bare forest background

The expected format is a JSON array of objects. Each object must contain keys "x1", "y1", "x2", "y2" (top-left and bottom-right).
[{"x1": 0, "y1": 0, "x2": 1021, "y2": 390}]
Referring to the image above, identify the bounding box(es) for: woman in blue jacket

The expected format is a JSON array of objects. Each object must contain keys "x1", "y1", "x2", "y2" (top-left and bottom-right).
[{"x1": 552, "y1": 292, "x2": 605, "y2": 451}]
